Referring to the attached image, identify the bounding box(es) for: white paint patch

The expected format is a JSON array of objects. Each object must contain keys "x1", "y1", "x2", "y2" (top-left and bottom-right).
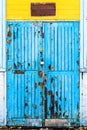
[
  {"x1": 80, "y1": 73, "x2": 87, "y2": 126},
  {"x1": 0, "y1": 72, "x2": 6, "y2": 125},
  {"x1": 80, "y1": 0, "x2": 87, "y2": 126},
  {"x1": 83, "y1": 0, "x2": 87, "y2": 67},
  {"x1": 0, "y1": 0, "x2": 3, "y2": 69},
  {"x1": 0, "y1": 0, "x2": 6, "y2": 69}
]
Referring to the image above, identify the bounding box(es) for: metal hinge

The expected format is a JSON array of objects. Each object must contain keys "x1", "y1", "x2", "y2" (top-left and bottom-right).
[
  {"x1": 80, "y1": 68, "x2": 87, "y2": 79},
  {"x1": 81, "y1": 72, "x2": 83, "y2": 79}
]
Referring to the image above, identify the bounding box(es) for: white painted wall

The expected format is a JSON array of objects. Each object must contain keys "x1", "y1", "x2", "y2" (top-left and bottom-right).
[
  {"x1": 80, "y1": 0, "x2": 87, "y2": 68},
  {"x1": 80, "y1": 0, "x2": 87, "y2": 126},
  {"x1": 0, "y1": 72, "x2": 6, "y2": 125},
  {"x1": 0, "y1": 0, "x2": 6, "y2": 126},
  {"x1": 0, "y1": 0, "x2": 6, "y2": 69}
]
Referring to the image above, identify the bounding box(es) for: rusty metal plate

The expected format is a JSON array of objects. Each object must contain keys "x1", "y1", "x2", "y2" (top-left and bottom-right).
[
  {"x1": 31, "y1": 3, "x2": 56, "y2": 16},
  {"x1": 45, "y1": 119, "x2": 69, "y2": 127},
  {"x1": 14, "y1": 70, "x2": 25, "y2": 74}
]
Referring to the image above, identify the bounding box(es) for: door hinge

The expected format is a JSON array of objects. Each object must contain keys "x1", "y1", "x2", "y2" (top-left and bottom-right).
[
  {"x1": 81, "y1": 72, "x2": 83, "y2": 79},
  {"x1": 79, "y1": 68, "x2": 84, "y2": 79}
]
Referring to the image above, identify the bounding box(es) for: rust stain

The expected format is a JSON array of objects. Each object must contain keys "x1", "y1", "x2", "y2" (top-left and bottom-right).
[
  {"x1": 56, "y1": 91, "x2": 58, "y2": 96},
  {"x1": 8, "y1": 66, "x2": 12, "y2": 71},
  {"x1": 41, "y1": 95, "x2": 44, "y2": 100},
  {"x1": 41, "y1": 33, "x2": 44, "y2": 38},
  {"x1": 55, "y1": 101, "x2": 58, "y2": 110},
  {"x1": 14, "y1": 70, "x2": 25, "y2": 74},
  {"x1": 38, "y1": 82, "x2": 44, "y2": 89},
  {"x1": 76, "y1": 60, "x2": 79, "y2": 65},
  {"x1": 50, "y1": 22, "x2": 53, "y2": 24},
  {"x1": 52, "y1": 83, "x2": 55, "y2": 88},
  {"x1": 7, "y1": 84, "x2": 9, "y2": 88},
  {"x1": 32, "y1": 104, "x2": 37, "y2": 109},
  {"x1": 27, "y1": 91, "x2": 31, "y2": 94},
  {"x1": 38, "y1": 78, "x2": 46, "y2": 89},
  {"x1": 7, "y1": 40, "x2": 11, "y2": 44},
  {"x1": 24, "y1": 103, "x2": 28, "y2": 107},
  {"x1": 48, "y1": 65, "x2": 52, "y2": 70},
  {"x1": 60, "y1": 82, "x2": 62, "y2": 87},
  {"x1": 59, "y1": 105, "x2": 61, "y2": 111},
  {"x1": 43, "y1": 79, "x2": 46, "y2": 85},
  {"x1": 51, "y1": 78, "x2": 54, "y2": 83},
  {"x1": 71, "y1": 122, "x2": 77, "y2": 126},
  {"x1": 7, "y1": 25, "x2": 10, "y2": 32},
  {"x1": 78, "y1": 112, "x2": 80, "y2": 118},
  {"x1": 38, "y1": 31, "x2": 40, "y2": 33},
  {"x1": 7, "y1": 31, "x2": 12, "y2": 37},
  {"x1": 47, "y1": 90, "x2": 51, "y2": 95},
  {"x1": 51, "y1": 92, "x2": 54, "y2": 118},
  {"x1": 51, "y1": 66, "x2": 54, "y2": 70},
  {"x1": 38, "y1": 71, "x2": 43, "y2": 78},
  {"x1": 40, "y1": 27, "x2": 43, "y2": 33},
  {"x1": 24, "y1": 114, "x2": 29, "y2": 118},
  {"x1": 63, "y1": 112, "x2": 66, "y2": 117},
  {"x1": 78, "y1": 69, "x2": 80, "y2": 72},
  {"x1": 14, "y1": 63, "x2": 17, "y2": 69},
  {"x1": 78, "y1": 81, "x2": 80, "y2": 87},
  {"x1": 34, "y1": 82, "x2": 37, "y2": 88},
  {"x1": 40, "y1": 51, "x2": 43, "y2": 57},
  {"x1": 6, "y1": 49, "x2": 9, "y2": 60},
  {"x1": 17, "y1": 62, "x2": 21, "y2": 66},
  {"x1": 26, "y1": 86, "x2": 28, "y2": 89},
  {"x1": 59, "y1": 96, "x2": 62, "y2": 101},
  {"x1": 34, "y1": 61, "x2": 36, "y2": 68},
  {"x1": 13, "y1": 31, "x2": 16, "y2": 39},
  {"x1": 48, "y1": 65, "x2": 54, "y2": 70},
  {"x1": 40, "y1": 92, "x2": 42, "y2": 95},
  {"x1": 65, "y1": 98, "x2": 67, "y2": 101},
  {"x1": 40, "y1": 102, "x2": 43, "y2": 106},
  {"x1": 77, "y1": 103, "x2": 79, "y2": 110},
  {"x1": 7, "y1": 25, "x2": 12, "y2": 37},
  {"x1": 28, "y1": 63, "x2": 31, "y2": 66}
]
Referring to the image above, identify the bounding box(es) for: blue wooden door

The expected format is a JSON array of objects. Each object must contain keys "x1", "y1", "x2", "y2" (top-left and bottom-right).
[
  {"x1": 43, "y1": 22, "x2": 80, "y2": 126},
  {"x1": 6, "y1": 22, "x2": 44, "y2": 126},
  {"x1": 6, "y1": 21, "x2": 80, "y2": 126}
]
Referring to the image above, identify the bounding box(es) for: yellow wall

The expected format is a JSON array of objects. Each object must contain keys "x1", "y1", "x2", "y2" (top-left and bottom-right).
[{"x1": 6, "y1": 0, "x2": 80, "y2": 20}]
